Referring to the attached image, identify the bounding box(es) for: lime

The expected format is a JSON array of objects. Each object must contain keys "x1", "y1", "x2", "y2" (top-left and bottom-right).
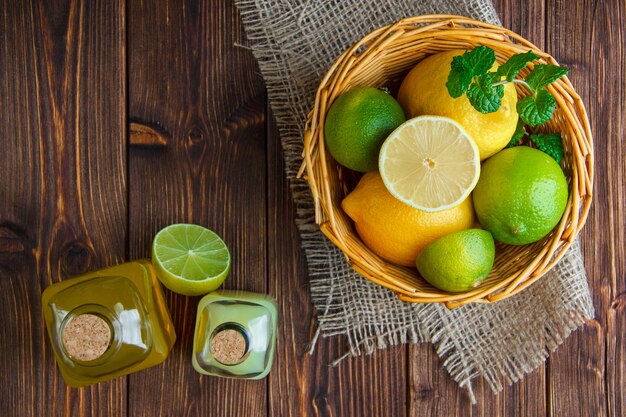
[
  {"x1": 324, "y1": 87, "x2": 405, "y2": 172},
  {"x1": 152, "y1": 224, "x2": 231, "y2": 296},
  {"x1": 472, "y1": 146, "x2": 568, "y2": 245},
  {"x1": 416, "y1": 229, "x2": 495, "y2": 292},
  {"x1": 379, "y1": 115, "x2": 480, "y2": 212},
  {"x1": 397, "y1": 50, "x2": 518, "y2": 160},
  {"x1": 342, "y1": 172, "x2": 475, "y2": 266}
]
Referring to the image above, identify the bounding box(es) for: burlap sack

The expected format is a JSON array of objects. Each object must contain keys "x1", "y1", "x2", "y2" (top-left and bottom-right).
[{"x1": 235, "y1": 0, "x2": 594, "y2": 402}]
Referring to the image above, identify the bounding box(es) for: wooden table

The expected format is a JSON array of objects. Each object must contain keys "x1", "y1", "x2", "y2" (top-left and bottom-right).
[{"x1": 0, "y1": 1, "x2": 623, "y2": 416}]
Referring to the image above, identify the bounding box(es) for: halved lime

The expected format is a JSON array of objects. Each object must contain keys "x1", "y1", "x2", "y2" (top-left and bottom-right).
[{"x1": 152, "y1": 224, "x2": 231, "y2": 296}]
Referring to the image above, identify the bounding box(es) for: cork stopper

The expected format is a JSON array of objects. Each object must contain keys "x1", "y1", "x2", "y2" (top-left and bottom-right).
[
  {"x1": 62, "y1": 314, "x2": 111, "y2": 361},
  {"x1": 210, "y1": 328, "x2": 247, "y2": 365}
]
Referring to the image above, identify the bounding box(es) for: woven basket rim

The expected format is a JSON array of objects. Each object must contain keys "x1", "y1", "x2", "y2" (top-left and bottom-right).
[{"x1": 301, "y1": 15, "x2": 594, "y2": 308}]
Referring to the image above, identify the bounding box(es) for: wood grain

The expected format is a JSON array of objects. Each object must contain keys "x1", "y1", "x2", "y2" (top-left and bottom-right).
[
  {"x1": 607, "y1": 295, "x2": 626, "y2": 417},
  {"x1": 549, "y1": 321, "x2": 607, "y2": 417},
  {"x1": 0, "y1": 0, "x2": 624, "y2": 416},
  {"x1": 126, "y1": 0, "x2": 268, "y2": 416},
  {"x1": 0, "y1": 0, "x2": 127, "y2": 416},
  {"x1": 546, "y1": 0, "x2": 622, "y2": 414},
  {"x1": 266, "y1": 106, "x2": 319, "y2": 417}
]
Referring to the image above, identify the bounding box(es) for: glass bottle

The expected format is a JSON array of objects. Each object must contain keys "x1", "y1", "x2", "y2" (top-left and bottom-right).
[
  {"x1": 192, "y1": 290, "x2": 277, "y2": 379},
  {"x1": 42, "y1": 259, "x2": 176, "y2": 387}
]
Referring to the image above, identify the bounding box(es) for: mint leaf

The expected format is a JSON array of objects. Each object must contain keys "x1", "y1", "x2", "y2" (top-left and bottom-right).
[
  {"x1": 463, "y1": 45, "x2": 496, "y2": 76},
  {"x1": 497, "y1": 50, "x2": 538, "y2": 81},
  {"x1": 467, "y1": 72, "x2": 504, "y2": 114},
  {"x1": 525, "y1": 64, "x2": 569, "y2": 90},
  {"x1": 507, "y1": 118, "x2": 527, "y2": 147},
  {"x1": 530, "y1": 133, "x2": 564, "y2": 163},
  {"x1": 446, "y1": 46, "x2": 495, "y2": 98},
  {"x1": 446, "y1": 56, "x2": 473, "y2": 98},
  {"x1": 517, "y1": 90, "x2": 556, "y2": 126}
]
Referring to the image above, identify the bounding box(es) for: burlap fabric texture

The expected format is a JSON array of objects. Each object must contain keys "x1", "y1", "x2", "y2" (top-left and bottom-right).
[{"x1": 235, "y1": 0, "x2": 595, "y2": 402}]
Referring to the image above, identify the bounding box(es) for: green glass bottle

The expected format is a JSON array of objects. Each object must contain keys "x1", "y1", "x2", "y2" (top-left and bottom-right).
[
  {"x1": 42, "y1": 259, "x2": 176, "y2": 387},
  {"x1": 192, "y1": 290, "x2": 278, "y2": 379}
]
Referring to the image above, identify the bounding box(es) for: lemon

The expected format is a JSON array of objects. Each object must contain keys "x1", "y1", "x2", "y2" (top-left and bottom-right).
[
  {"x1": 472, "y1": 146, "x2": 569, "y2": 245},
  {"x1": 379, "y1": 115, "x2": 480, "y2": 212},
  {"x1": 416, "y1": 229, "x2": 495, "y2": 292},
  {"x1": 342, "y1": 172, "x2": 475, "y2": 266},
  {"x1": 397, "y1": 50, "x2": 518, "y2": 160},
  {"x1": 324, "y1": 87, "x2": 405, "y2": 172},
  {"x1": 152, "y1": 224, "x2": 231, "y2": 296}
]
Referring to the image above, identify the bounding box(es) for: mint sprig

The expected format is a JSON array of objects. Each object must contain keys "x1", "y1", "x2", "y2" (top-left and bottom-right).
[
  {"x1": 530, "y1": 133, "x2": 564, "y2": 163},
  {"x1": 446, "y1": 46, "x2": 569, "y2": 127},
  {"x1": 446, "y1": 46, "x2": 495, "y2": 98},
  {"x1": 505, "y1": 122, "x2": 564, "y2": 164},
  {"x1": 467, "y1": 72, "x2": 504, "y2": 113},
  {"x1": 517, "y1": 90, "x2": 557, "y2": 126},
  {"x1": 525, "y1": 64, "x2": 570, "y2": 90},
  {"x1": 497, "y1": 50, "x2": 538, "y2": 81}
]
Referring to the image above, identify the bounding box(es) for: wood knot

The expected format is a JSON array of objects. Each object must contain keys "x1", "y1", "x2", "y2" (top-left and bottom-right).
[
  {"x1": 414, "y1": 385, "x2": 437, "y2": 400},
  {"x1": 185, "y1": 126, "x2": 206, "y2": 150},
  {"x1": 129, "y1": 122, "x2": 168, "y2": 148},
  {"x1": 60, "y1": 242, "x2": 95, "y2": 276},
  {"x1": 0, "y1": 223, "x2": 29, "y2": 271},
  {"x1": 0, "y1": 225, "x2": 26, "y2": 254}
]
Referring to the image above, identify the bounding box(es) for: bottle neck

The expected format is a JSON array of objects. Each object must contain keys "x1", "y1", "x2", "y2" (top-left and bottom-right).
[
  {"x1": 61, "y1": 313, "x2": 113, "y2": 362},
  {"x1": 210, "y1": 323, "x2": 250, "y2": 365}
]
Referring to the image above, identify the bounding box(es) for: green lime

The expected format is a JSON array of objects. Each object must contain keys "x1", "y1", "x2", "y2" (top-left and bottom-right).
[
  {"x1": 152, "y1": 224, "x2": 231, "y2": 296},
  {"x1": 324, "y1": 87, "x2": 405, "y2": 172},
  {"x1": 472, "y1": 146, "x2": 568, "y2": 245},
  {"x1": 416, "y1": 229, "x2": 495, "y2": 292}
]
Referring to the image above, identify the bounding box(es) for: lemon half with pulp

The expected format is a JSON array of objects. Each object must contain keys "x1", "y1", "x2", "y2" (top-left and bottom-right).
[{"x1": 379, "y1": 115, "x2": 480, "y2": 212}]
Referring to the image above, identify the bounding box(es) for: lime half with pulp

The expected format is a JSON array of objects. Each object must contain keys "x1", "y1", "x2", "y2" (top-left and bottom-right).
[{"x1": 152, "y1": 224, "x2": 231, "y2": 296}]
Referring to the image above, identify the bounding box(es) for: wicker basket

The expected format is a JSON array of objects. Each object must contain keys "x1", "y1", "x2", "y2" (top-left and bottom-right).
[{"x1": 301, "y1": 15, "x2": 593, "y2": 308}]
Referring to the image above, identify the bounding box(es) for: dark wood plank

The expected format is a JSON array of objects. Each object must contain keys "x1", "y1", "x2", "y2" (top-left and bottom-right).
[
  {"x1": 408, "y1": 2, "x2": 548, "y2": 415},
  {"x1": 545, "y1": 0, "x2": 621, "y2": 415},
  {"x1": 0, "y1": 0, "x2": 127, "y2": 416},
  {"x1": 409, "y1": 345, "x2": 473, "y2": 416},
  {"x1": 265, "y1": 106, "x2": 319, "y2": 417},
  {"x1": 266, "y1": 104, "x2": 408, "y2": 417},
  {"x1": 126, "y1": 0, "x2": 268, "y2": 415},
  {"x1": 549, "y1": 321, "x2": 606, "y2": 417},
  {"x1": 607, "y1": 295, "x2": 626, "y2": 417}
]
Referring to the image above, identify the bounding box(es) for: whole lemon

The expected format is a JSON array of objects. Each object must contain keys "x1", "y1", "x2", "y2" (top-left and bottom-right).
[
  {"x1": 325, "y1": 87, "x2": 405, "y2": 172},
  {"x1": 342, "y1": 172, "x2": 475, "y2": 266},
  {"x1": 472, "y1": 146, "x2": 569, "y2": 245},
  {"x1": 397, "y1": 50, "x2": 518, "y2": 160},
  {"x1": 416, "y1": 229, "x2": 495, "y2": 293}
]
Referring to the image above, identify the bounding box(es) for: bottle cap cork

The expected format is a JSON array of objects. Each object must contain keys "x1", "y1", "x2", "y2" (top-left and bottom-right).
[
  {"x1": 62, "y1": 314, "x2": 111, "y2": 361},
  {"x1": 210, "y1": 328, "x2": 247, "y2": 365}
]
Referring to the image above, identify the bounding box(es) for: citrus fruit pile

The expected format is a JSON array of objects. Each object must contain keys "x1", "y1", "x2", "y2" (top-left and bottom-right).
[{"x1": 325, "y1": 49, "x2": 569, "y2": 293}]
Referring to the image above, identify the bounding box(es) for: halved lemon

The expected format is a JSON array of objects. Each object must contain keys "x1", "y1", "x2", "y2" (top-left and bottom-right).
[{"x1": 379, "y1": 116, "x2": 480, "y2": 212}]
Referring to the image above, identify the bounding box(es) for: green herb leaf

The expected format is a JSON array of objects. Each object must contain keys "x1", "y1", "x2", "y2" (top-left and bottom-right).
[
  {"x1": 516, "y1": 90, "x2": 556, "y2": 126},
  {"x1": 467, "y1": 72, "x2": 504, "y2": 114},
  {"x1": 446, "y1": 46, "x2": 495, "y2": 98},
  {"x1": 497, "y1": 50, "x2": 539, "y2": 81},
  {"x1": 507, "y1": 118, "x2": 527, "y2": 147},
  {"x1": 525, "y1": 64, "x2": 569, "y2": 90},
  {"x1": 530, "y1": 133, "x2": 564, "y2": 163},
  {"x1": 446, "y1": 56, "x2": 473, "y2": 98},
  {"x1": 462, "y1": 45, "x2": 496, "y2": 76}
]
